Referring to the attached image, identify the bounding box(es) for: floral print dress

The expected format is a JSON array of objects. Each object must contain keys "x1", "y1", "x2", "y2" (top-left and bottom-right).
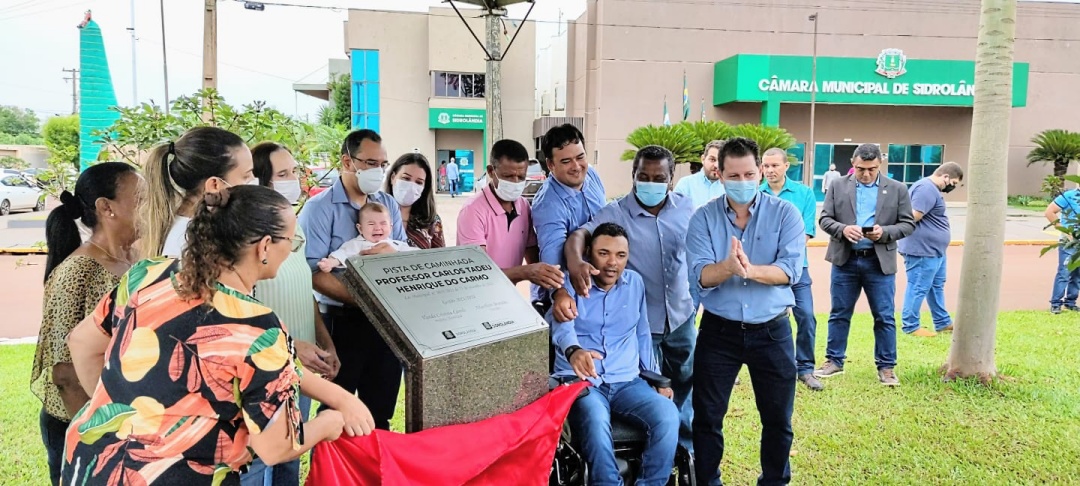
[{"x1": 61, "y1": 258, "x2": 303, "y2": 486}]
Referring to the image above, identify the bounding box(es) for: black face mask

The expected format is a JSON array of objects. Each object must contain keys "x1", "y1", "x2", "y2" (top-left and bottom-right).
[{"x1": 942, "y1": 182, "x2": 957, "y2": 194}]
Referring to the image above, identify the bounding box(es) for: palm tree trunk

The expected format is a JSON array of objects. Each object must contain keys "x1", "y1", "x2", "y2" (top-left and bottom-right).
[
  {"x1": 1054, "y1": 158, "x2": 1070, "y2": 178},
  {"x1": 944, "y1": 0, "x2": 1016, "y2": 383}
]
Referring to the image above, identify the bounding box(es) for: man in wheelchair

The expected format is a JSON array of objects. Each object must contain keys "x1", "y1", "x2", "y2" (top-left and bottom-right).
[{"x1": 550, "y1": 223, "x2": 679, "y2": 485}]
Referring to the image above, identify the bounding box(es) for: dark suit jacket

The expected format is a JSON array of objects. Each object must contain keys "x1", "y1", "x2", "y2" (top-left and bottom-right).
[{"x1": 819, "y1": 174, "x2": 916, "y2": 275}]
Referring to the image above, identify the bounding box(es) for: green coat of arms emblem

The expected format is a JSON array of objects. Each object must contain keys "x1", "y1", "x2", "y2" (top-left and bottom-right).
[{"x1": 876, "y1": 48, "x2": 907, "y2": 79}]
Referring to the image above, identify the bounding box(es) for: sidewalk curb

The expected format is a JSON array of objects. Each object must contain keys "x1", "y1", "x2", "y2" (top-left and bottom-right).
[
  {"x1": 0, "y1": 241, "x2": 1060, "y2": 254},
  {"x1": 0, "y1": 247, "x2": 46, "y2": 255},
  {"x1": 805, "y1": 240, "x2": 1056, "y2": 248}
]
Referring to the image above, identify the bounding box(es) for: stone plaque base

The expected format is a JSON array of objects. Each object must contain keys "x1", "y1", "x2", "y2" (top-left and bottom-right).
[{"x1": 341, "y1": 246, "x2": 550, "y2": 432}]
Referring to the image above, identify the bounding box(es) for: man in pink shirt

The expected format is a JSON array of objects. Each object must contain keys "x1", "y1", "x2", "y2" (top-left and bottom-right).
[{"x1": 458, "y1": 139, "x2": 564, "y2": 289}]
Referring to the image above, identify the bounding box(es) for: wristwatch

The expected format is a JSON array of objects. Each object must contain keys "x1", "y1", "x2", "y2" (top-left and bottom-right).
[{"x1": 564, "y1": 345, "x2": 583, "y2": 359}]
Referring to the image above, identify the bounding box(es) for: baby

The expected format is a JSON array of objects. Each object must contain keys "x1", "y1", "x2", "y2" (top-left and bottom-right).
[{"x1": 317, "y1": 202, "x2": 415, "y2": 272}]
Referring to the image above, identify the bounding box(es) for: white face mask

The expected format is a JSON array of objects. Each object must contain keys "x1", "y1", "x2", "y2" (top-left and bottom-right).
[
  {"x1": 392, "y1": 179, "x2": 424, "y2": 207},
  {"x1": 356, "y1": 167, "x2": 385, "y2": 195},
  {"x1": 244, "y1": 178, "x2": 260, "y2": 186},
  {"x1": 273, "y1": 179, "x2": 302, "y2": 204},
  {"x1": 493, "y1": 175, "x2": 527, "y2": 202}
]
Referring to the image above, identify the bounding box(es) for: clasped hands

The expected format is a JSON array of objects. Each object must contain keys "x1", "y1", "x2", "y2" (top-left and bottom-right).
[{"x1": 722, "y1": 236, "x2": 754, "y2": 279}]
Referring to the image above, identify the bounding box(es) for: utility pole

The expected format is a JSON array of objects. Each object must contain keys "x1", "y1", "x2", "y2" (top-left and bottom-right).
[
  {"x1": 203, "y1": 0, "x2": 217, "y2": 90},
  {"x1": 805, "y1": 12, "x2": 819, "y2": 188},
  {"x1": 128, "y1": 0, "x2": 137, "y2": 106},
  {"x1": 485, "y1": 8, "x2": 505, "y2": 142},
  {"x1": 160, "y1": 0, "x2": 170, "y2": 115},
  {"x1": 62, "y1": 68, "x2": 79, "y2": 114},
  {"x1": 449, "y1": 1, "x2": 535, "y2": 159}
]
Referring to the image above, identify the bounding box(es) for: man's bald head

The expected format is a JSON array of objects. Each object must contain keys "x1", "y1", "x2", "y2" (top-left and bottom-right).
[{"x1": 761, "y1": 148, "x2": 791, "y2": 185}]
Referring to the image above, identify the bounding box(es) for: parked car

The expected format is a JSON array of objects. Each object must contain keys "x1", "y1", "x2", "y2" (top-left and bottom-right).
[
  {"x1": 473, "y1": 159, "x2": 547, "y2": 203},
  {"x1": 0, "y1": 174, "x2": 45, "y2": 215},
  {"x1": 308, "y1": 167, "x2": 339, "y2": 197}
]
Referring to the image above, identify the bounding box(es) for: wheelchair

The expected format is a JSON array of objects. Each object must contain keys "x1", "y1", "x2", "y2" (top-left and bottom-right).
[{"x1": 548, "y1": 371, "x2": 696, "y2": 486}]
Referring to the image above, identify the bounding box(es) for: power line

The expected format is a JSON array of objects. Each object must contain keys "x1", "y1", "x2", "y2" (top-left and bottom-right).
[{"x1": 0, "y1": 0, "x2": 91, "y2": 23}]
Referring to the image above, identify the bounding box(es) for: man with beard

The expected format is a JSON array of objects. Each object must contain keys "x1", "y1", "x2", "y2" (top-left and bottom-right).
[{"x1": 675, "y1": 140, "x2": 726, "y2": 208}]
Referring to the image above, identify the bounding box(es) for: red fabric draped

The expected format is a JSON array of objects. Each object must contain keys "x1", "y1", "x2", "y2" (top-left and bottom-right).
[{"x1": 306, "y1": 381, "x2": 587, "y2": 486}]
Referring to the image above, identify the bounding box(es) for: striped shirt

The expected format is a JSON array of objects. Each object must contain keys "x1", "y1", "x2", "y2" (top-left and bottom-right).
[{"x1": 254, "y1": 225, "x2": 316, "y2": 344}]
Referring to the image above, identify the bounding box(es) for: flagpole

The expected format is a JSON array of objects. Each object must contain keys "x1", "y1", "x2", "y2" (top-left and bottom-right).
[{"x1": 806, "y1": 12, "x2": 819, "y2": 188}]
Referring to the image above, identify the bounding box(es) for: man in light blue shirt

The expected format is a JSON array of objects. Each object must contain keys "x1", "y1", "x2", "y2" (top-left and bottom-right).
[
  {"x1": 446, "y1": 157, "x2": 460, "y2": 197},
  {"x1": 557, "y1": 145, "x2": 697, "y2": 452},
  {"x1": 530, "y1": 124, "x2": 606, "y2": 313},
  {"x1": 674, "y1": 140, "x2": 726, "y2": 208},
  {"x1": 1045, "y1": 186, "x2": 1080, "y2": 313},
  {"x1": 686, "y1": 137, "x2": 804, "y2": 486},
  {"x1": 551, "y1": 222, "x2": 678, "y2": 486},
  {"x1": 761, "y1": 147, "x2": 823, "y2": 391},
  {"x1": 298, "y1": 129, "x2": 407, "y2": 431}
]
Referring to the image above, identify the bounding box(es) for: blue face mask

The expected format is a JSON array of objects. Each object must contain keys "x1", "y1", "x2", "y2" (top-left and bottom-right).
[
  {"x1": 724, "y1": 180, "x2": 759, "y2": 205},
  {"x1": 635, "y1": 181, "x2": 669, "y2": 207}
]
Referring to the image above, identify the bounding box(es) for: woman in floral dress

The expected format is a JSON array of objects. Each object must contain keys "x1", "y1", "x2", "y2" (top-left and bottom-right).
[{"x1": 63, "y1": 186, "x2": 374, "y2": 485}]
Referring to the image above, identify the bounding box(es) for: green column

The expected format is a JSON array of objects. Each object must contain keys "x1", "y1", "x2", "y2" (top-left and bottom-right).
[
  {"x1": 761, "y1": 101, "x2": 781, "y2": 127},
  {"x1": 78, "y1": 19, "x2": 120, "y2": 171}
]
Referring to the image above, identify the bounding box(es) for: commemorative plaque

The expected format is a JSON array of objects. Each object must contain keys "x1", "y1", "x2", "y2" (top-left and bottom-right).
[{"x1": 341, "y1": 245, "x2": 550, "y2": 432}]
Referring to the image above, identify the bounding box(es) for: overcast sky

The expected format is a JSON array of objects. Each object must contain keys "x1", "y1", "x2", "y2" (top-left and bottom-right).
[
  {"x1": 1, "y1": 0, "x2": 1074, "y2": 124},
  {"x1": 0, "y1": 0, "x2": 584, "y2": 123}
]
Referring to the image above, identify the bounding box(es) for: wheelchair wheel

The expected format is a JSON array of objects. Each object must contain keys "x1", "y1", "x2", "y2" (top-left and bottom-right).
[{"x1": 668, "y1": 447, "x2": 696, "y2": 486}]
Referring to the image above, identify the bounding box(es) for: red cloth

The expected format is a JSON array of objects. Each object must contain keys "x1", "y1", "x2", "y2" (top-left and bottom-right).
[{"x1": 306, "y1": 382, "x2": 587, "y2": 486}]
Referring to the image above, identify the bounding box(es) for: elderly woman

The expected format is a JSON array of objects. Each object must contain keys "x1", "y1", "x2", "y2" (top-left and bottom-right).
[{"x1": 63, "y1": 186, "x2": 373, "y2": 485}]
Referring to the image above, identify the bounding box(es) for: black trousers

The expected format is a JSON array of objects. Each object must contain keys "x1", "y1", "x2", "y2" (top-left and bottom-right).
[
  {"x1": 319, "y1": 305, "x2": 403, "y2": 430},
  {"x1": 40, "y1": 409, "x2": 68, "y2": 486}
]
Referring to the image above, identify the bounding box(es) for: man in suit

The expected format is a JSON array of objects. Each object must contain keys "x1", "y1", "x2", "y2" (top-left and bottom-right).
[{"x1": 816, "y1": 144, "x2": 915, "y2": 386}]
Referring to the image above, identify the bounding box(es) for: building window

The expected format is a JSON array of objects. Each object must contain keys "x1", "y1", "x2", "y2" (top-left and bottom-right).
[
  {"x1": 351, "y1": 49, "x2": 380, "y2": 132},
  {"x1": 433, "y1": 72, "x2": 485, "y2": 98},
  {"x1": 886, "y1": 144, "x2": 945, "y2": 185}
]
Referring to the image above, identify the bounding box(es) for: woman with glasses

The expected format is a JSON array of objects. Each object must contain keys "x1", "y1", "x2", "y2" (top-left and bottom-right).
[
  {"x1": 384, "y1": 153, "x2": 445, "y2": 249},
  {"x1": 141, "y1": 127, "x2": 258, "y2": 258},
  {"x1": 63, "y1": 185, "x2": 374, "y2": 485},
  {"x1": 242, "y1": 142, "x2": 341, "y2": 486}
]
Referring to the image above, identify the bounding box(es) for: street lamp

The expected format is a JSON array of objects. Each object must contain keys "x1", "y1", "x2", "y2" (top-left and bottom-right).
[{"x1": 806, "y1": 12, "x2": 819, "y2": 189}]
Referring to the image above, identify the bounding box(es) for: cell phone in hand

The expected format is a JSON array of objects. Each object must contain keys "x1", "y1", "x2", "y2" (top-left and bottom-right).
[{"x1": 861, "y1": 226, "x2": 874, "y2": 235}]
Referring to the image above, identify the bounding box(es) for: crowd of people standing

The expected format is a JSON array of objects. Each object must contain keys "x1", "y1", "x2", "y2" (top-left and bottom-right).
[{"x1": 37, "y1": 117, "x2": 1080, "y2": 486}]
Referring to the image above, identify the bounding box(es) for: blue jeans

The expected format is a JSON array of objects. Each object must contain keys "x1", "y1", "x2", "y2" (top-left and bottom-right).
[
  {"x1": 652, "y1": 314, "x2": 697, "y2": 453},
  {"x1": 901, "y1": 254, "x2": 952, "y2": 333},
  {"x1": 241, "y1": 395, "x2": 312, "y2": 486},
  {"x1": 568, "y1": 377, "x2": 679, "y2": 486},
  {"x1": 825, "y1": 254, "x2": 898, "y2": 370},
  {"x1": 1051, "y1": 244, "x2": 1080, "y2": 308},
  {"x1": 791, "y1": 267, "x2": 817, "y2": 375},
  {"x1": 693, "y1": 312, "x2": 796, "y2": 486},
  {"x1": 449, "y1": 178, "x2": 459, "y2": 196},
  {"x1": 40, "y1": 409, "x2": 68, "y2": 486}
]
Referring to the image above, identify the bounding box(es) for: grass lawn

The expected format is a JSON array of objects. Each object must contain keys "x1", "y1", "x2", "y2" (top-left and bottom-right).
[{"x1": 2, "y1": 311, "x2": 1078, "y2": 484}]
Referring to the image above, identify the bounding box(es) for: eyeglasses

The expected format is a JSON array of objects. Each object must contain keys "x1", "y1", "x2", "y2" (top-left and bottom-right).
[
  {"x1": 257, "y1": 232, "x2": 308, "y2": 252},
  {"x1": 348, "y1": 153, "x2": 387, "y2": 170}
]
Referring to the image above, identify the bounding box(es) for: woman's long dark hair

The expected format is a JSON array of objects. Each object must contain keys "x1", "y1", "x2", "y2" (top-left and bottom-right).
[
  {"x1": 176, "y1": 185, "x2": 290, "y2": 301},
  {"x1": 384, "y1": 153, "x2": 437, "y2": 228},
  {"x1": 140, "y1": 127, "x2": 245, "y2": 257},
  {"x1": 44, "y1": 162, "x2": 137, "y2": 283}
]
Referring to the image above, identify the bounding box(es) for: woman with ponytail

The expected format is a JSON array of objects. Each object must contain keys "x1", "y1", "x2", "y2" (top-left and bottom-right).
[
  {"x1": 30, "y1": 162, "x2": 142, "y2": 485},
  {"x1": 63, "y1": 185, "x2": 373, "y2": 485},
  {"x1": 140, "y1": 126, "x2": 256, "y2": 257}
]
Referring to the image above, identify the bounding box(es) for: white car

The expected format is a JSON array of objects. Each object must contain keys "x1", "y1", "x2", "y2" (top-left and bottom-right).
[{"x1": 0, "y1": 175, "x2": 45, "y2": 215}]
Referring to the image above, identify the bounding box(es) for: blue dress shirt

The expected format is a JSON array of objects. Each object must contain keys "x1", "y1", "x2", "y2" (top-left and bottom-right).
[
  {"x1": 582, "y1": 192, "x2": 694, "y2": 334},
  {"x1": 530, "y1": 166, "x2": 606, "y2": 301},
  {"x1": 298, "y1": 178, "x2": 407, "y2": 306},
  {"x1": 550, "y1": 269, "x2": 658, "y2": 385},
  {"x1": 853, "y1": 177, "x2": 879, "y2": 250},
  {"x1": 673, "y1": 171, "x2": 725, "y2": 208},
  {"x1": 761, "y1": 177, "x2": 817, "y2": 267},
  {"x1": 686, "y1": 194, "x2": 806, "y2": 324}
]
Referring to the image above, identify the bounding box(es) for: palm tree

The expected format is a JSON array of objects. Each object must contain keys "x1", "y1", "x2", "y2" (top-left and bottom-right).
[
  {"x1": 685, "y1": 120, "x2": 733, "y2": 146},
  {"x1": 945, "y1": 0, "x2": 1017, "y2": 384},
  {"x1": 1027, "y1": 129, "x2": 1080, "y2": 187},
  {"x1": 621, "y1": 124, "x2": 703, "y2": 164}
]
